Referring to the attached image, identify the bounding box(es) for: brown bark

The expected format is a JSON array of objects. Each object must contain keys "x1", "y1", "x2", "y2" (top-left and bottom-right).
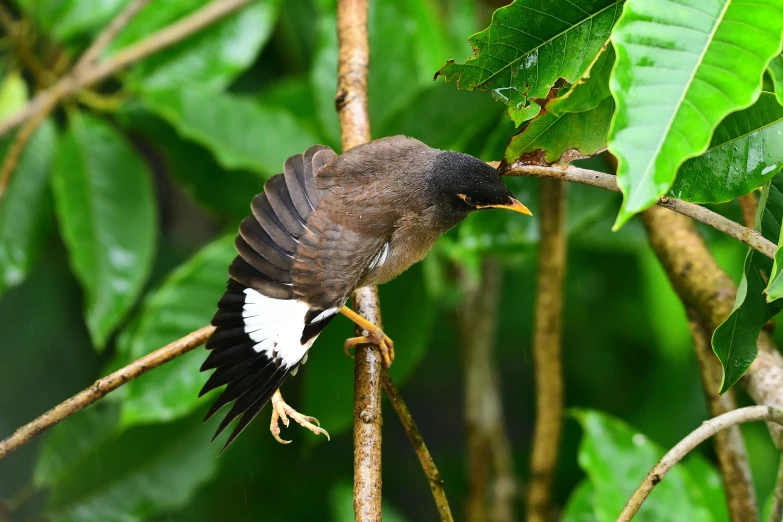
[
  {"x1": 335, "y1": 0, "x2": 383, "y2": 519},
  {"x1": 458, "y1": 259, "x2": 518, "y2": 522},
  {"x1": 527, "y1": 179, "x2": 567, "y2": 522}
]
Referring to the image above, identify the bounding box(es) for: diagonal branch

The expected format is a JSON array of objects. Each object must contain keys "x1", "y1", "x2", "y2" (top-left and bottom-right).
[
  {"x1": 335, "y1": 0, "x2": 383, "y2": 519},
  {"x1": 0, "y1": 0, "x2": 256, "y2": 138},
  {"x1": 618, "y1": 406, "x2": 783, "y2": 521},
  {"x1": 502, "y1": 163, "x2": 776, "y2": 259},
  {"x1": 0, "y1": 326, "x2": 214, "y2": 459}
]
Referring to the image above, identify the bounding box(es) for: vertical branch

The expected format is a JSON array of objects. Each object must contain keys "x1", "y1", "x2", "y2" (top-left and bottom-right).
[
  {"x1": 458, "y1": 258, "x2": 518, "y2": 522},
  {"x1": 527, "y1": 179, "x2": 567, "y2": 522},
  {"x1": 769, "y1": 457, "x2": 783, "y2": 522},
  {"x1": 335, "y1": 0, "x2": 382, "y2": 519},
  {"x1": 688, "y1": 315, "x2": 758, "y2": 521}
]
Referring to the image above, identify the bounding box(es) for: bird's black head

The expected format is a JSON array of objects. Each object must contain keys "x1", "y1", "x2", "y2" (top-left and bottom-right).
[{"x1": 427, "y1": 151, "x2": 531, "y2": 219}]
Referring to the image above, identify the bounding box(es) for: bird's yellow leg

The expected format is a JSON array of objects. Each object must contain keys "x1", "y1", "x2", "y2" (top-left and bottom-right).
[
  {"x1": 340, "y1": 306, "x2": 395, "y2": 367},
  {"x1": 269, "y1": 389, "x2": 330, "y2": 444}
]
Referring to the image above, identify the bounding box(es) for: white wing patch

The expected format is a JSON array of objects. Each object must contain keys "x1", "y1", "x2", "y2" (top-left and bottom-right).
[
  {"x1": 242, "y1": 288, "x2": 317, "y2": 368},
  {"x1": 368, "y1": 242, "x2": 389, "y2": 270}
]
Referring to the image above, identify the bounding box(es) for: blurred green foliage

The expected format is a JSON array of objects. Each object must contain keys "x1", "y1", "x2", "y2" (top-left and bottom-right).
[{"x1": 1, "y1": 0, "x2": 782, "y2": 521}]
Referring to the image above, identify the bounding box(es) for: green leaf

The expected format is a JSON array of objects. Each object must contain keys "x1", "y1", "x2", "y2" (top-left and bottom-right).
[
  {"x1": 714, "y1": 177, "x2": 783, "y2": 392},
  {"x1": 44, "y1": 410, "x2": 220, "y2": 522},
  {"x1": 769, "y1": 54, "x2": 783, "y2": 107},
  {"x1": 504, "y1": 96, "x2": 614, "y2": 165},
  {"x1": 16, "y1": 0, "x2": 124, "y2": 43},
  {"x1": 0, "y1": 119, "x2": 56, "y2": 296},
  {"x1": 51, "y1": 113, "x2": 157, "y2": 349},
  {"x1": 670, "y1": 92, "x2": 783, "y2": 203},
  {"x1": 436, "y1": 0, "x2": 623, "y2": 126},
  {"x1": 118, "y1": 104, "x2": 263, "y2": 223},
  {"x1": 609, "y1": 0, "x2": 783, "y2": 228},
  {"x1": 113, "y1": 235, "x2": 235, "y2": 428},
  {"x1": 562, "y1": 480, "x2": 599, "y2": 522},
  {"x1": 0, "y1": 71, "x2": 28, "y2": 120},
  {"x1": 302, "y1": 265, "x2": 434, "y2": 439},
  {"x1": 574, "y1": 409, "x2": 720, "y2": 522},
  {"x1": 111, "y1": 0, "x2": 280, "y2": 91},
  {"x1": 141, "y1": 88, "x2": 320, "y2": 176},
  {"x1": 546, "y1": 46, "x2": 615, "y2": 117},
  {"x1": 34, "y1": 403, "x2": 120, "y2": 488}
]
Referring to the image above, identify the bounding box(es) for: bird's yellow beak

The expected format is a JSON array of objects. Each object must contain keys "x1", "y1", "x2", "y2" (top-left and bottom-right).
[{"x1": 481, "y1": 198, "x2": 532, "y2": 216}]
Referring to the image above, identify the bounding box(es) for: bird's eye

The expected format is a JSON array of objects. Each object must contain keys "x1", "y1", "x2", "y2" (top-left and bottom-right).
[{"x1": 458, "y1": 193, "x2": 478, "y2": 206}]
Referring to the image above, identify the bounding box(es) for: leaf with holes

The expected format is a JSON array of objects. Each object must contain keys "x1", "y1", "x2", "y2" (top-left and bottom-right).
[
  {"x1": 436, "y1": 0, "x2": 623, "y2": 126},
  {"x1": 52, "y1": 113, "x2": 156, "y2": 350},
  {"x1": 669, "y1": 92, "x2": 783, "y2": 203},
  {"x1": 714, "y1": 176, "x2": 783, "y2": 392},
  {"x1": 545, "y1": 45, "x2": 615, "y2": 117},
  {"x1": 111, "y1": 235, "x2": 235, "y2": 428},
  {"x1": 505, "y1": 96, "x2": 614, "y2": 166},
  {"x1": 609, "y1": 0, "x2": 783, "y2": 228}
]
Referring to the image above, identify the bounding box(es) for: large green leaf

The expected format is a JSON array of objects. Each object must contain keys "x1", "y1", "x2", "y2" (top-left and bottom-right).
[
  {"x1": 574, "y1": 409, "x2": 725, "y2": 522},
  {"x1": 670, "y1": 93, "x2": 783, "y2": 203},
  {"x1": 51, "y1": 113, "x2": 157, "y2": 349},
  {"x1": 436, "y1": 0, "x2": 623, "y2": 126},
  {"x1": 44, "y1": 410, "x2": 220, "y2": 522},
  {"x1": 110, "y1": 0, "x2": 280, "y2": 91},
  {"x1": 34, "y1": 403, "x2": 120, "y2": 489},
  {"x1": 302, "y1": 265, "x2": 434, "y2": 439},
  {"x1": 16, "y1": 0, "x2": 124, "y2": 43},
  {"x1": 0, "y1": 120, "x2": 56, "y2": 297},
  {"x1": 112, "y1": 235, "x2": 235, "y2": 428},
  {"x1": 609, "y1": 0, "x2": 783, "y2": 228},
  {"x1": 504, "y1": 96, "x2": 614, "y2": 165},
  {"x1": 562, "y1": 480, "x2": 599, "y2": 522},
  {"x1": 545, "y1": 46, "x2": 615, "y2": 117},
  {"x1": 141, "y1": 88, "x2": 319, "y2": 176},
  {"x1": 713, "y1": 176, "x2": 783, "y2": 392},
  {"x1": 769, "y1": 54, "x2": 783, "y2": 106}
]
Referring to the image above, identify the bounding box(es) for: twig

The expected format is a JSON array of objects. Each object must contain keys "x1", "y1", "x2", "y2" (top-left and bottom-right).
[
  {"x1": 642, "y1": 207, "x2": 783, "y2": 446},
  {"x1": 335, "y1": 0, "x2": 383, "y2": 519},
  {"x1": 618, "y1": 406, "x2": 783, "y2": 522},
  {"x1": 688, "y1": 315, "x2": 757, "y2": 521},
  {"x1": 0, "y1": 325, "x2": 214, "y2": 459},
  {"x1": 73, "y1": 0, "x2": 151, "y2": 73},
  {"x1": 502, "y1": 164, "x2": 776, "y2": 259},
  {"x1": 382, "y1": 373, "x2": 454, "y2": 522},
  {"x1": 0, "y1": 2, "x2": 54, "y2": 86},
  {"x1": 739, "y1": 193, "x2": 758, "y2": 229},
  {"x1": 769, "y1": 456, "x2": 783, "y2": 522},
  {"x1": 0, "y1": 89, "x2": 59, "y2": 206},
  {"x1": 527, "y1": 179, "x2": 567, "y2": 522},
  {"x1": 458, "y1": 259, "x2": 518, "y2": 522},
  {"x1": 0, "y1": 0, "x2": 256, "y2": 138}
]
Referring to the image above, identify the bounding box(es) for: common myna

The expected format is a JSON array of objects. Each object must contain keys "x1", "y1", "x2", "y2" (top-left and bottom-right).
[{"x1": 200, "y1": 136, "x2": 531, "y2": 448}]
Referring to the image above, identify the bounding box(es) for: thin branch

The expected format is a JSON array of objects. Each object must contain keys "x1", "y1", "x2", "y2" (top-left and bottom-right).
[
  {"x1": 688, "y1": 315, "x2": 757, "y2": 521},
  {"x1": 0, "y1": 2, "x2": 55, "y2": 86},
  {"x1": 739, "y1": 193, "x2": 758, "y2": 229},
  {"x1": 382, "y1": 373, "x2": 454, "y2": 522},
  {"x1": 335, "y1": 0, "x2": 383, "y2": 519},
  {"x1": 642, "y1": 206, "x2": 783, "y2": 448},
  {"x1": 528, "y1": 179, "x2": 567, "y2": 522},
  {"x1": 502, "y1": 164, "x2": 776, "y2": 259},
  {"x1": 0, "y1": 0, "x2": 255, "y2": 138},
  {"x1": 0, "y1": 325, "x2": 214, "y2": 459},
  {"x1": 618, "y1": 406, "x2": 783, "y2": 522},
  {"x1": 769, "y1": 456, "x2": 783, "y2": 522},
  {"x1": 458, "y1": 259, "x2": 518, "y2": 522},
  {"x1": 73, "y1": 0, "x2": 151, "y2": 73},
  {"x1": 0, "y1": 89, "x2": 59, "y2": 205}
]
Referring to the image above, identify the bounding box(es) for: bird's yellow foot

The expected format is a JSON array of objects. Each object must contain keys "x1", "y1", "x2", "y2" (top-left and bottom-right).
[
  {"x1": 270, "y1": 389, "x2": 330, "y2": 444},
  {"x1": 340, "y1": 306, "x2": 395, "y2": 367}
]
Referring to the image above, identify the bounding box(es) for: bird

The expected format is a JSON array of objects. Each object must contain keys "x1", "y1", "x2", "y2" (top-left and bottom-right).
[{"x1": 199, "y1": 135, "x2": 531, "y2": 449}]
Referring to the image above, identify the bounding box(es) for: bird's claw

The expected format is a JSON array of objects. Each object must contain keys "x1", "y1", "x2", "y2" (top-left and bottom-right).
[
  {"x1": 343, "y1": 327, "x2": 395, "y2": 368},
  {"x1": 270, "y1": 389, "x2": 330, "y2": 445}
]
